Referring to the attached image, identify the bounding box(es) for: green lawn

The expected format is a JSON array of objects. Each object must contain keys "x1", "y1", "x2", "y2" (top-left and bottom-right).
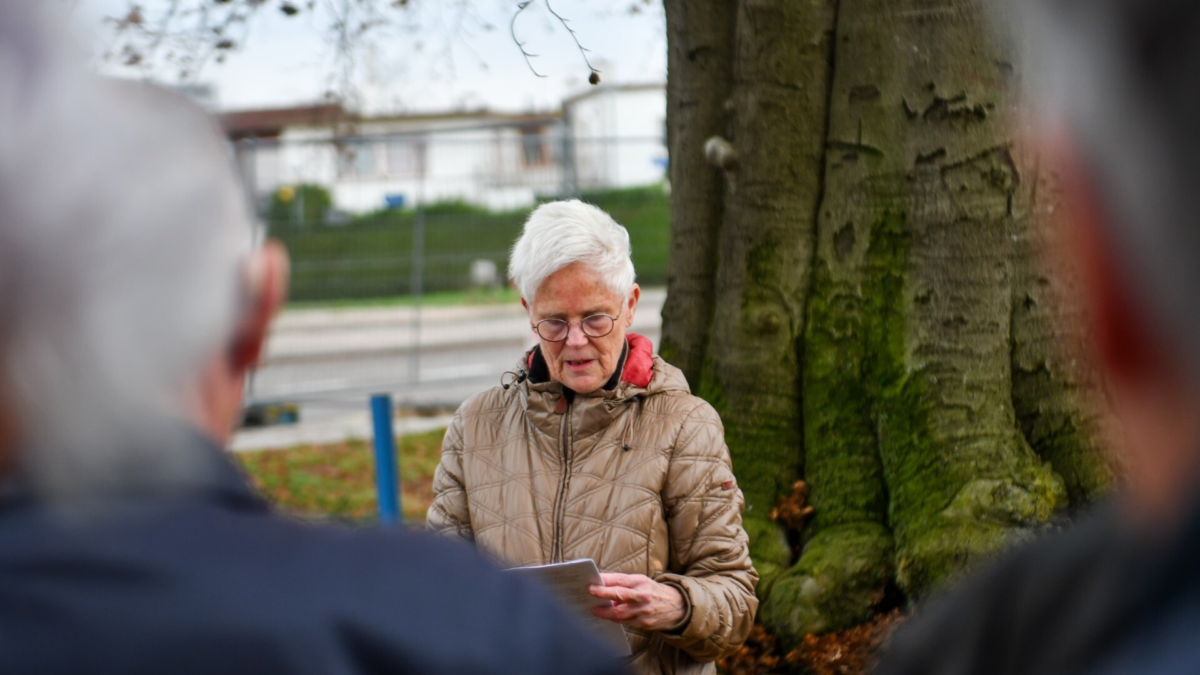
[
  {"x1": 235, "y1": 427, "x2": 446, "y2": 524},
  {"x1": 270, "y1": 185, "x2": 671, "y2": 303},
  {"x1": 286, "y1": 287, "x2": 521, "y2": 311}
]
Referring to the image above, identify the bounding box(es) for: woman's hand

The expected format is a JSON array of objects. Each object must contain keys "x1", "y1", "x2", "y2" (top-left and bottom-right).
[{"x1": 588, "y1": 573, "x2": 686, "y2": 631}]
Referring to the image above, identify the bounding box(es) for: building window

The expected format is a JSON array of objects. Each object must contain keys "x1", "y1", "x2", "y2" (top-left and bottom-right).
[
  {"x1": 338, "y1": 142, "x2": 377, "y2": 178},
  {"x1": 387, "y1": 139, "x2": 425, "y2": 178},
  {"x1": 521, "y1": 126, "x2": 550, "y2": 167}
]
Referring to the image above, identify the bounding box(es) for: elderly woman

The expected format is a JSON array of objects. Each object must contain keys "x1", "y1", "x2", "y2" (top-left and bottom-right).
[{"x1": 428, "y1": 200, "x2": 757, "y2": 674}]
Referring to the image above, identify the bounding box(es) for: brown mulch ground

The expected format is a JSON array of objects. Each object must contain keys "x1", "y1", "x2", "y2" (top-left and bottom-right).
[
  {"x1": 715, "y1": 480, "x2": 906, "y2": 674},
  {"x1": 718, "y1": 610, "x2": 906, "y2": 675}
]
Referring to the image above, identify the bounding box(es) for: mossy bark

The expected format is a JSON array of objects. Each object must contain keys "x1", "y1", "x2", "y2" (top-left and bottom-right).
[
  {"x1": 660, "y1": 0, "x2": 1118, "y2": 646},
  {"x1": 777, "y1": 0, "x2": 1068, "y2": 633},
  {"x1": 659, "y1": 0, "x2": 736, "y2": 386},
  {"x1": 700, "y1": 0, "x2": 837, "y2": 597}
]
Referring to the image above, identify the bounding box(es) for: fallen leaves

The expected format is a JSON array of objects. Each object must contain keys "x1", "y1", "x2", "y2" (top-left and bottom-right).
[
  {"x1": 717, "y1": 611, "x2": 905, "y2": 675},
  {"x1": 789, "y1": 610, "x2": 905, "y2": 675},
  {"x1": 770, "y1": 480, "x2": 815, "y2": 532}
]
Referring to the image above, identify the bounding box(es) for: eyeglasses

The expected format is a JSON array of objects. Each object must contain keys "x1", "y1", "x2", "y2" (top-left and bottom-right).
[{"x1": 531, "y1": 306, "x2": 623, "y2": 342}]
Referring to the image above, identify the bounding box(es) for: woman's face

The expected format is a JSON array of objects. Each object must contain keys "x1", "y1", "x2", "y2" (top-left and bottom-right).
[{"x1": 524, "y1": 263, "x2": 639, "y2": 394}]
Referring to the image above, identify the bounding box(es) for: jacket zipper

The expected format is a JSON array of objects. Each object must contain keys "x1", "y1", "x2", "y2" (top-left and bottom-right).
[{"x1": 552, "y1": 398, "x2": 572, "y2": 562}]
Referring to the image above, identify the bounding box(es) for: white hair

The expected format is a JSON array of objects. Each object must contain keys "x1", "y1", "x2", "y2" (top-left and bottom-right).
[
  {"x1": 508, "y1": 200, "x2": 636, "y2": 304},
  {"x1": 0, "y1": 4, "x2": 255, "y2": 498}
]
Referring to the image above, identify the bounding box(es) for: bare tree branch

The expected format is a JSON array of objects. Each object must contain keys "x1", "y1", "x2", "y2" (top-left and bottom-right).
[
  {"x1": 544, "y1": 0, "x2": 599, "y2": 82},
  {"x1": 509, "y1": 1, "x2": 546, "y2": 78}
]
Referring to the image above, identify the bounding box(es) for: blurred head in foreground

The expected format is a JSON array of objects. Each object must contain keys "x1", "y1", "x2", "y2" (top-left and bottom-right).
[
  {"x1": 0, "y1": 3, "x2": 288, "y2": 499},
  {"x1": 1015, "y1": 0, "x2": 1200, "y2": 525}
]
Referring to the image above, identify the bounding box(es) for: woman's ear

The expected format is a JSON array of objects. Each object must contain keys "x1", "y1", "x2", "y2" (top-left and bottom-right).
[{"x1": 626, "y1": 284, "x2": 641, "y2": 326}]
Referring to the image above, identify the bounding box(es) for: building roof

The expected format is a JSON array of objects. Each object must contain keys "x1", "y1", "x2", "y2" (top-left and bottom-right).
[
  {"x1": 220, "y1": 103, "x2": 348, "y2": 139},
  {"x1": 561, "y1": 82, "x2": 665, "y2": 108},
  {"x1": 363, "y1": 110, "x2": 560, "y2": 125},
  {"x1": 218, "y1": 104, "x2": 560, "y2": 140}
]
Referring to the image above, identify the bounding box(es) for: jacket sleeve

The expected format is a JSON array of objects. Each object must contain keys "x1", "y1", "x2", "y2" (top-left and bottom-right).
[
  {"x1": 426, "y1": 410, "x2": 474, "y2": 542},
  {"x1": 655, "y1": 400, "x2": 759, "y2": 662}
]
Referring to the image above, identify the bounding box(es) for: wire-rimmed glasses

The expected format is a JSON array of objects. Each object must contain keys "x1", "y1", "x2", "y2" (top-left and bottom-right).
[{"x1": 531, "y1": 306, "x2": 623, "y2": 342}]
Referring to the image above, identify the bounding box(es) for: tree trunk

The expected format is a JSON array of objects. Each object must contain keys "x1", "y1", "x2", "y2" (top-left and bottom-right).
[
  {"x1": 765, "y1": 0, "x2": 1071, "y2": 640},
  {"x1": 660, "y1": 0, "x2": 1120, "y2": 644},
  {"x1": 699, "y1": 0, "x2": 838, "y2": 595},
  {"x1": 659, "y1": 0, "x2": 735, "y2": 386}
]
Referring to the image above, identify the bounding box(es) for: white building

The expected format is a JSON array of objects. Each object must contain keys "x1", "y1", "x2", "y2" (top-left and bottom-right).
[
  {"x1": 562, "y1": 82, "x2": 668, "y2": 190},
  {"x1": 221, "y1": 82, "x2": 666, "y2": 216}
]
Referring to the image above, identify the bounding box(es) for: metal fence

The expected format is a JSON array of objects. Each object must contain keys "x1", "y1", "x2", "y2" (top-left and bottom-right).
[{"x1": 233, "y1": 127, "x2": 670, "y2": 418}]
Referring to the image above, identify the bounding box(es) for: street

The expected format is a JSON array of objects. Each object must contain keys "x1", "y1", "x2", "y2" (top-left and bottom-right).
[{"x1": 232, "y1": 288, "x2": 665, "y2": 451}]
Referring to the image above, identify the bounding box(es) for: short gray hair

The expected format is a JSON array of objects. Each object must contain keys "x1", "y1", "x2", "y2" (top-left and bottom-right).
[
  {"x1": 508, "y1": 200, "x2": 636, "y2": 304},
  {"x1": 0, "y1": 4, "x2": 255, "y2": 497}
]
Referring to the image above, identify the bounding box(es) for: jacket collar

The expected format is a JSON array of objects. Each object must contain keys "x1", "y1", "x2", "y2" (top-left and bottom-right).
[{"x1": 512, "y1": 334, "x2": 666, "y2": 443}]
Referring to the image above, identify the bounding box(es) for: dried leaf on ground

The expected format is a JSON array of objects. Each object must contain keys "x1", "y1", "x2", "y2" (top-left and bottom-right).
[
  {"x1": 770, "y1": 479, "x2": 815, "y2": 532},
  {"x1": 717, "y1": 610, "x2": 905, "y2": 675}
]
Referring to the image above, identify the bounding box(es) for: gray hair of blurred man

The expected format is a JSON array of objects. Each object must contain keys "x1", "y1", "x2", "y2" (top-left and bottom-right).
[
  {"x1": 1009, "y1": 0, "x2": 1200, "y2": 380},
  {"x1": 0, "y1": 4, "x2": 256, "y2": 499}
]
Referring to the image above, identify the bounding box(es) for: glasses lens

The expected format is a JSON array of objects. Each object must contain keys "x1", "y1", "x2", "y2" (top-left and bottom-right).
[
  {"x1": 537, "y1": 320, "x2": 569, "y2": 341},
  {"x1": 581, "y1": 314, "x2": 615, "y2": 338}
]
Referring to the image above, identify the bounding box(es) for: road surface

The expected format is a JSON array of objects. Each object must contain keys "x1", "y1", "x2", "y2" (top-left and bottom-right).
[{"x1": 232, "y1": 288, "x2": 665, "y2": 451}]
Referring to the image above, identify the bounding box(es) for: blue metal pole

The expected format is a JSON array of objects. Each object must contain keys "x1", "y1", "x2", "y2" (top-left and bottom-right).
[{"x1": 370, "y1": 394, "x2": 401, "y2": 526}]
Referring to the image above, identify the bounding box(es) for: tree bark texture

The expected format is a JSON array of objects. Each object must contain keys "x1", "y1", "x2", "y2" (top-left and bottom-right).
[
  {"x1": 660, "y1": 0, "x2": 1120, "y2": 644},
  {"x1": 659, "y1": 0, "x2": 735, "y2": 385},
  {"x1": 698, "y1": 0, "x2": 838, "y2": 596}
]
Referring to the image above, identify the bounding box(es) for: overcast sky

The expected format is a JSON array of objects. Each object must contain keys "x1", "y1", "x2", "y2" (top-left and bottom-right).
[{"x1": 74, "y1": 0, "x2": 666, "y2": 114}]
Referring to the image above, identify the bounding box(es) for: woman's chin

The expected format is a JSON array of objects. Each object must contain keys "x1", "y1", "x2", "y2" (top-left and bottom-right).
[{"x1": 561, "y1": 372, "x2": 602, "y2": 394}]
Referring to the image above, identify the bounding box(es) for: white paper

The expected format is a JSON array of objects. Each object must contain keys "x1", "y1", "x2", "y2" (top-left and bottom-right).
[{"x1": 506, "y1": 559, "x2": 632, "y2": 656}]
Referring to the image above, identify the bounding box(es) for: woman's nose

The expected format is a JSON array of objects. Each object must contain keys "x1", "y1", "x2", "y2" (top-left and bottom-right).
[{"x1": 565, "y1": 323, "x2": 590, "y2": 347}]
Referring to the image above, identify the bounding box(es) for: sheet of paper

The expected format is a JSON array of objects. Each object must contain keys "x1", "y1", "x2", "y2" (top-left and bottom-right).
[{"x1": 506, "y1": 559, "x2": 632, "y2": 656}]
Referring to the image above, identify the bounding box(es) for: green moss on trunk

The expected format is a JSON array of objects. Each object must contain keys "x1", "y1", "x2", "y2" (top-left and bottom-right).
[
  {"x1": 869, "y1": 196, "x2": 1066, "y2": 599},
  {"x1": 696, "y1": 364, "x2": 796, "y2": 593},
  {"x1": 761, "y1": 523, "x2": 892, "y2": 646},
  {"x1": 699, "y1": 0, "x2": 837, "y2": 595}
]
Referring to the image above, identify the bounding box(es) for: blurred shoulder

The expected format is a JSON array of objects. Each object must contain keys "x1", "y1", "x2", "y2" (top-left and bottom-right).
[
  {"x1": 196, "y1": 518, "x2": 624, "y2": 675},
  {"x1": 876, "y1": 507, "x2": 1149, "y2": 675}
]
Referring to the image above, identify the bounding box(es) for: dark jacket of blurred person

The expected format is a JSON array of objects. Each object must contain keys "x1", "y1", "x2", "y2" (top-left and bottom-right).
[
  {"x1": 875, "y1": 1, "x2": 1200, "y2": 674},
  {"x1": 0, "y1": 434, "x2": 628, "y2": 675},
  {"x1": 0, "y1": 5, "x2": 626, "y2": 674}
]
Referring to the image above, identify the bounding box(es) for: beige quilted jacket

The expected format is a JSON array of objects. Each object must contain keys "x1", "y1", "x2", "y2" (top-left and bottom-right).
[{"x1": 428, "y1": 335, "x2": 758, "y2": 675}]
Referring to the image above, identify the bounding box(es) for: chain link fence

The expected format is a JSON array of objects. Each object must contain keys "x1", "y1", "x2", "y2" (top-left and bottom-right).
[{"x1": 232, "y1": 125, "x2": 670, "y2": 411}]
